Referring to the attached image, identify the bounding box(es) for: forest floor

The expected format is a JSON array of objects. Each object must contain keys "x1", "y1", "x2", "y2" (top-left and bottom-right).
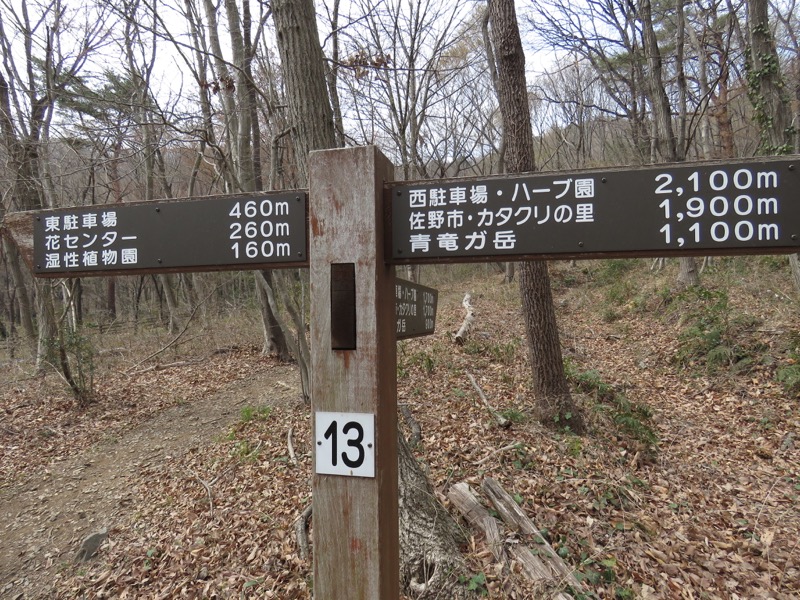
[{"x1": 0, "y1": 257, "x2": 798, "y2": 599}]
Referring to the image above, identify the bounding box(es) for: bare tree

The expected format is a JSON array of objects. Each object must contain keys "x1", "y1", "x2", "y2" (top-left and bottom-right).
[
  {"x1": 745, "y1": 0, "x2": 800, "y2": 289},
  {"x1": 487, "y1": 0, "x2": 586, "y2": 433},
  {"x1": 0, "y1": 0, "x2": 111, "y2": 387}
]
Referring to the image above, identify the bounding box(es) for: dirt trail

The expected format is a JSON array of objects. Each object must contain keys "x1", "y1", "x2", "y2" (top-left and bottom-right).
[{"x1": 0, "y1": 364, "x2": 299, "y2": 599}]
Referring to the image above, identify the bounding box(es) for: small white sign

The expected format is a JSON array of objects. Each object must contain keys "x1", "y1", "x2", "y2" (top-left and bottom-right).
[{"x1": 315, "y1": 411, "x2": 375, "y2": 478}]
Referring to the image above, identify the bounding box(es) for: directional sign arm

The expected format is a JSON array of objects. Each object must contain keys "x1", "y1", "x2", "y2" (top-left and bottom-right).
[
  {"x1": 7, "y1": 192, "x2": 309, "y2": 278},
  {"x1": 387, "y1": 157, "x2": 800, "y2": 264}
]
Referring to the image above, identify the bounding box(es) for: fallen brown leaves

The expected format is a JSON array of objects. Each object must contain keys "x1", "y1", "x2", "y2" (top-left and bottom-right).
[
  {"x1": 2, "y1": 258, "x2": 799, "y2": 599},
  {"x1": 0, "y1": 347, "x2": 273, "y2": 486}
]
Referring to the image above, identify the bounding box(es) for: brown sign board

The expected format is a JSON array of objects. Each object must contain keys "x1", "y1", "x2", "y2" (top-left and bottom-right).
[
  {"x1": 388, "y1": 157, "x2": 800, "y2": 263},
  {"x1": 395, "y1": 279, "x2": 438, "y2": 340},
  {"x1": 14, "y1": 192, "x2": 308, "y2": 277}
]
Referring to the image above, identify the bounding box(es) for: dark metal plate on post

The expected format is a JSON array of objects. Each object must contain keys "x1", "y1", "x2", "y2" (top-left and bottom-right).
[
  {"x1": 331, "y1": 263, "x2": 357, "y2": 350},
  {"x1": 33, "y1": 192, "x2": 307, "y2": 276},
  {"x1": 389, "y1": 158, "x2": 800, "y2": 262}
]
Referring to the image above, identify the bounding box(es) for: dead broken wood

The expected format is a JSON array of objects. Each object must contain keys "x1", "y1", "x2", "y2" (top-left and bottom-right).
[
  {"x1": 466, "y1": 371, "x2": 511, "y2": 428},
  {"x1": 454, "y1": 293, "x2": 474, "y2": 344},
  {"x1": 287, "y1": 426, "x2": 298, "y2": 466},
  {"x1": 448, "y1": 482, "x2": 504, "y2": 562},
  {"x1": 295, "y1": 503, "x2": 313, "y2": 561},
  {"x1": 474, "y1": 441, "x2": 520, "y2": 466},
  {"x1": 448, "y1": 478, "x2": 587, "y2": 598}
]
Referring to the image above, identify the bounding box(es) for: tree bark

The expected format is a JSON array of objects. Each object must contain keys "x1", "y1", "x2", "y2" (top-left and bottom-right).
[
  {"x1": 1, "y1": 238, "x2": 35, "y2": 341},
  {"x1": 746, "y1": 0, "x2": 800, "y2": 290},
  {"x1": 272, "y1": 0, "x2": 336, "y2": 185},
  {"x1": 637, "y1": 0, "x2": 700, "y2": 288},
  {"x1": 398, "y1": 434, "x2": 471, "y2": 598},
  {"x1": 488, "y1": 0, "x2": 585, "y2": 433},
  {"x1": 256, "y1": 271, "x2": 291, "y2": 361},
  {"x1": 747, "y1": 0, "x2": 791, "y2": 154}
]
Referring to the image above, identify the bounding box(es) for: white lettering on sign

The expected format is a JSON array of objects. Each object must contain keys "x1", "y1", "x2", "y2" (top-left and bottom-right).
[
  {"x1": 654, "y1": 167, "x2": 782, "y2": 248},
  {"x1": 395, "y1": 282, "x2": 437, "y2": 337},
  {"x1": 42, "y1": 210, "x2": 139, "y2": 271},
  {"x1": 393, "y1": 160, "x2": 798, "y2": 260},
  {"x1": 315, "y1": 412, "x2": 375, "y2": 478},
  {"x1": 228, "y1": 199, "x2": 294, "y2": 260},
  {"x1": 403, "y1": 176, "x2": 598, "y2": 255}
]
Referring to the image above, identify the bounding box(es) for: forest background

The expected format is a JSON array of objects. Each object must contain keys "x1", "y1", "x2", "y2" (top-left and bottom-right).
[{"x1": 1, "y1": 0, "x2": 800, "y2": 598}]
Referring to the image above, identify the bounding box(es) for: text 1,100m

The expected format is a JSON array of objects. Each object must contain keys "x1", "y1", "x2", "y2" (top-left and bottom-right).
[{"x1": 660, "y1": 221, "x2": 780, "y2": 246}]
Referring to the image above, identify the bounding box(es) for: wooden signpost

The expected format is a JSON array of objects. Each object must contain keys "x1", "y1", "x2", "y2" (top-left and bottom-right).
[
  {"x1": 2, "y1": 147, "x2": 799, "y2": 599},
  {"x1": 307, "y1": 147, "x2": 399, "y2": 599}
]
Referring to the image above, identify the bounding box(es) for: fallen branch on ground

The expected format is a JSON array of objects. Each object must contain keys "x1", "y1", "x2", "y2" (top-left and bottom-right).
[
  {"x1": 466, "y1": 371, "x2": 510, "y2": 428},
  {"x1": 474, "y1": 441, "x2": 520, "y2": 466},
  {"x1": 447, "y1": 482, "x2": 504, "y2": 562},
  {"x1": 295, "y1": 504, "x2": 313, "y2": 561},
  {"x1": 449, "y1": 477, "x2": 586, "y2": 598},
  {"x1": 454, "y1": 293, "x2": 474, "y2": 345},
  {"x1": 287, "y1": 426, "x2": 298, "y2": 465}
]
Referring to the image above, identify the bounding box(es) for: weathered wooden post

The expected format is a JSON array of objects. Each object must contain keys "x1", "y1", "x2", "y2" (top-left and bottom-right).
[{"x1": 308, "y1": 146, "x2": 399, "y2": 599}]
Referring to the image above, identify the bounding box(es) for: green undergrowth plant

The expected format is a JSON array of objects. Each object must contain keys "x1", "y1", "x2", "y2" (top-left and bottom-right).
[
  {"x1": 397, "y1": 339, "x2": 453, "y2": 378},
  {"x1": 460, "y1": 337, "x2": 520, "y2": 365},
  {"x1": 564, "y1": 359, "x2": 658, "y2": 452},
  {"x1": 777, "y1": 360, "x2": 800, "y2": 395},
  {"x1": 240, "y1": 405, "x2": 271, "y2": 423},
  {"x1": 231, "y1": 438, "x2": 261, "y2": 462},
  {"x1": 46, "y1": 328, "x2": 96, "y2": 405},
  {"x1": 670, "y1": 287, "x2": 766, "y2": 374},
  {"x1": 458, "y1": 572, "x2": 488, "y2": 596}
]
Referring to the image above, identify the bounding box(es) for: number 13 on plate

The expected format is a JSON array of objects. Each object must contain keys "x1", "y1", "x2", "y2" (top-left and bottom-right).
[{"x1": 315, "y1": 412, "x2": 376, "y2": 478}]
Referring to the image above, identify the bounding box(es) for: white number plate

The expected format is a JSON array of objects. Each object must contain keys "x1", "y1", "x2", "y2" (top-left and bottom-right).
[{"x1": 315, "y1": 412, "x2": 375, "y2": 478}]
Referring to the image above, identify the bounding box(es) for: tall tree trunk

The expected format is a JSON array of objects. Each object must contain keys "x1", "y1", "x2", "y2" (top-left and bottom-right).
[
  {"x1": 0, "y1": 75, "x2": 37, "y2": 346},
  {"x1": 1, "y1": 238, "x2": 35, "y2": 340},
  {"x1": 639, "y1": 0, "x2": 677, "y2": 161},
  {"x1": 228, "y1": 0, "x2": 291, "y2": 360},
  {"x1": 257, "y1": 270, "x2": 291, "y2": 361},
  {"x1": 325, "y1": 0, "x2": 346, "y2": 147},
  {"x1": 271, "y1": 0, "x2": 472, "y2": 594},
  {"x1": 746, "y1": 0, "x2": 799, "y2": 289},
  {"x1": 202, "y1": 0, "x2": 240, "y2": 187},
  {"x1": 488, "y1": 0, "x2": 585, "y2": 433},
  {"x1": 225, "y1": 0, "x2": 255, "y2": 191},
  {"x1": 638, "y1": 0, "x2": 700, "y2": 287},
  {"x1": 272, "y1": 0, "x2": 336, "y2": 184},
  {"x1": 107, "y1": 279, "x2": 117, "y2": 321},
  {"x1": 746, "y1": 0, "x2": 792, "y2": 154}
]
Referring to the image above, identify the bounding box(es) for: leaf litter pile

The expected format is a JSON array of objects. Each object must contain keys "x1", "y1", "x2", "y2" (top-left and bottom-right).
[{"x1": 1, "y1": 258, "x2": 799, "y2": 599}]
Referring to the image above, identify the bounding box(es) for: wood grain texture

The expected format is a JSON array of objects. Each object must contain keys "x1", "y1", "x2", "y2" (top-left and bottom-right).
[
  {"x1": 309, "y1": 146, "x2": 398, "y2": 599},
  {"x1": 1, "y1": 212, "x2": 35, "y2": 271}
]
